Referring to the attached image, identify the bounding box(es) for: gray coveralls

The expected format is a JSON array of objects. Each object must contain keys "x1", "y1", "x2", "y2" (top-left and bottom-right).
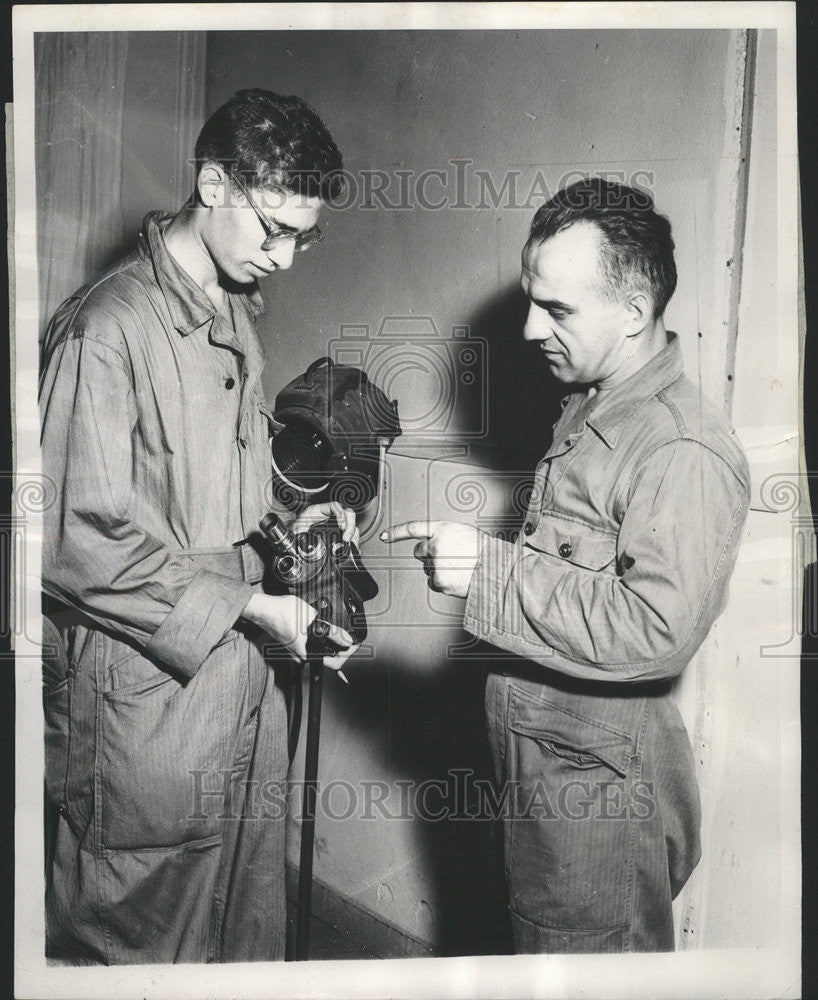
[
  {"x1": 40, "y1": 212, "x2": 291, "y2": 964},
  {"x1": 464, "y1": 336, "x2": 750, "y2": 951}
]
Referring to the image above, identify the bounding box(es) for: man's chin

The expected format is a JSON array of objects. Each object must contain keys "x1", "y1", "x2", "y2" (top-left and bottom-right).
[
  {"x1": 247, "y1": 264, "x2": 273, "y2": 279},
  {"x1": 544, "y1": 357, "x2": 568, "y2": 377},
  {"x1": 221, "y1": 271, "x2": 260, "y2": 292}
]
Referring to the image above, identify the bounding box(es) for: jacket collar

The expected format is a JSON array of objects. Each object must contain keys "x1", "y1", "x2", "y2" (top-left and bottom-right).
[
  {"x1": 139, "y1": 211, "x2": 265, "y2": 337},
  {"x1": 583, "y1": 333, "x2": 683, "y2": 448}
]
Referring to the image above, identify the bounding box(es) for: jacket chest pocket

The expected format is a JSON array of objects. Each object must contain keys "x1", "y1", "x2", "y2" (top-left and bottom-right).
[{"x1": 524, "y1": 514, "x2": 617, "y2": 572}]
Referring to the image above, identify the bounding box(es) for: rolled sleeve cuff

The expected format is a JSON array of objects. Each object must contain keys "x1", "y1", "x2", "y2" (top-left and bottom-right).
[
  {"x1": 463, "y1": 534, "x2": 518, "y2": 640},
  {"x1": 144, "y1": 569, "x2": 255, "y2": 678},
  {"x1": 464, "y1": 537, "x2": 567, "y2": 667}
]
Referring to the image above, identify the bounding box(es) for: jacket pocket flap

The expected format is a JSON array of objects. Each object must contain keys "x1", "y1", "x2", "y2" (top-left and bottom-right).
[
  {"x1": 525, "y1": 516, "x2": 616, "y2": 571},
  {"x1": 508, "y1": 686, "x2": 632, "y2": 777}
]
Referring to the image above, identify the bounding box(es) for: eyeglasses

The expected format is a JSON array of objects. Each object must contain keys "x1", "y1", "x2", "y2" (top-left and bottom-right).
[{"x1": 229, "y1": 170, "x2": 323, "y2": 253}]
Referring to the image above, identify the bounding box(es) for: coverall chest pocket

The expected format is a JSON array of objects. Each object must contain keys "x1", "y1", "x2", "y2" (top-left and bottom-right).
[{"x1": 524, "y1": 514, "x2": 617, "y2": 573}]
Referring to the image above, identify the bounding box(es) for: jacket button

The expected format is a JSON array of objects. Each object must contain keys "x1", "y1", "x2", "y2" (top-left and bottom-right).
[
  {"x1": 523, "y1": 522, "x2": 534, "y2": 536},
  {"x1": 559, "y1": 542, "x2": 573, "y2": 558},
  {"x1": 239, "y1": 437, "x2": 247, "y2": 449},
  {"x1": 225, "y1": 377, "x2": 236, "y2": 389}
]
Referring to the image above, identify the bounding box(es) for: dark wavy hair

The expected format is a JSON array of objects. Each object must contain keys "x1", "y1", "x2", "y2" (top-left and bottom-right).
[
  {"x1": 195, "y1": 89, "x2": 344, "y2": 201},
  {"x1": 528, "y1": 178, "x2": 677, "y2": 317}
]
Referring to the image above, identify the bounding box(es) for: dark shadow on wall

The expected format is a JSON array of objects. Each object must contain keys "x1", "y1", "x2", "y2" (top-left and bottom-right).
[
  {"x1": 316, "y1": 285, "x2": 569, "y2": 957},
  {"x1": 324, "y1": 646, "x2": 515, "y2": 956},
  {"x1": 457, "y1": 283, "x2": 567, "y2": 474},
  {"x1": 97, "y1": 234, "x2": 141, "y2": 277}
]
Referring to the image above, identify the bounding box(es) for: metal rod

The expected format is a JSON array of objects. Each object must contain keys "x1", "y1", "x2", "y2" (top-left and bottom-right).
[
  {"x1": 357, "y1": 440, "x2": 389, "y2": 543},
  {"x1": 294, "y1": 653, "x2": 324, "y2": 960},
  {"x1": 287, "y1": 663, "x2": 304, "y2": 764}
]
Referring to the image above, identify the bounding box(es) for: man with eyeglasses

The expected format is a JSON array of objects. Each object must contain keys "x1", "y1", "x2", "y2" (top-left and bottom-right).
[{"x1": 40, "y1": 89, "x2": 356, "y2": 964}]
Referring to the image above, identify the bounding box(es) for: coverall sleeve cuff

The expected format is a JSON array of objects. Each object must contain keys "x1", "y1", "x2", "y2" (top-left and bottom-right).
[
  {"x1": 144, "y1": 570, "x2": 255, "y2": 678},
  {"x1": 463, "y1": 534, "x2": 517, "y2": 638}
]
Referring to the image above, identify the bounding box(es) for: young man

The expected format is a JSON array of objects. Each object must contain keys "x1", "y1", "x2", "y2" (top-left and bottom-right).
[
  {"x1": 383, "y1": 179, "x2": 750, "y2": 953},
  {"x1": 40, "y1": 89, "x2": 357, "y2": 964}
]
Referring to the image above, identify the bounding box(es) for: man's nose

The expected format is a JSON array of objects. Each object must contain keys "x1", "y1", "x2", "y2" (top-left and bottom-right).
[
  {"x1": 523, "y1": 303, "x2": 552, "y2": 341},
  {"x1": 266, "y1": 240, "x2": 296, "y2": 271}
]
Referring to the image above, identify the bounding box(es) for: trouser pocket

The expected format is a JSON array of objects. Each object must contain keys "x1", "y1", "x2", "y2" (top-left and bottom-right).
[
  {"x1": 504, "y1": 683, "x2": 639, "y2": 941},
  {"x1": 509, "y1": 909, "x2": 626, "y2": 954},
  {"x1": 99, "y1": 635, "x2": 244, "y2": 850},
  {"x1": 101, "y1": 834, "x2": 224, "y2": 964}
]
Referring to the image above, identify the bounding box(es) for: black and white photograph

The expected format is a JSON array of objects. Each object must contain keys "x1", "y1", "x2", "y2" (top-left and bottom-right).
[{"x1": 10, "y1": 3, "x2": 801, "y2": 998}]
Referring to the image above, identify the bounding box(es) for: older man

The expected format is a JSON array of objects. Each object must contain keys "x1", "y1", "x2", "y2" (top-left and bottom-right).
[
  {"x1": 383, "y1": 179, "x2": 749, "y2": 953},
  {"x1": 41, "y1": 89, "x2": 357, "y2": 964}
]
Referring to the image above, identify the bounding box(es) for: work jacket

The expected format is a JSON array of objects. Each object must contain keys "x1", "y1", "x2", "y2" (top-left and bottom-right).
[{"x1": 465, "y1": 334, "x2": 750, "y2": 686}]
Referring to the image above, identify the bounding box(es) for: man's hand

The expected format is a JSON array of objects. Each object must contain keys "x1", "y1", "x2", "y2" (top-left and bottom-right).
[
  {"x1": 380, "y1": 520, "x2": 486, "y2": 598},
  {"x1": 291, "y1": 500, "x2": 359, "y2": 546},
  {"x1": 245, "y1": 502, "x2": 361, "y2": 674},
  {"x1": 241, "y1": 592, "x2": 359, "y2": 670}
]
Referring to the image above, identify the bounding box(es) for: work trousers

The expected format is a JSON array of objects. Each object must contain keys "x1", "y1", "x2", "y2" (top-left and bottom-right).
[
  {"x1": 485, "y1": 670, "x2": 701, "y2": 953},
  {"x1": 44, "y1": 612, "x2": 289, "y2": 965}
]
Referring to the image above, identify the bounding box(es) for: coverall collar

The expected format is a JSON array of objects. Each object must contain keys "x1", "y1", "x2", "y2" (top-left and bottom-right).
[
  {"x1": 140, "y1": 211, "x2": 265, "y2": 337},
  {"x1": 583, "y1": 332, "x2": 684, "y2": 448}
]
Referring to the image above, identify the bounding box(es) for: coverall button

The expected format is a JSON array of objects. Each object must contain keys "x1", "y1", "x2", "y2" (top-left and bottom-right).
[
  {"x1": 523, "y1": 522, "x2": 534, "y2": 536},
  {"x1": 225, "y1": 377, "x2": 235, "y2": 389},
  {"x1": 558, "y1": 541, "x2": 573, "y2": 558}
]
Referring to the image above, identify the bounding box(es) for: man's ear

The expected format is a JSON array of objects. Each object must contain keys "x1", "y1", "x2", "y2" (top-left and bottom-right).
[
  {"x1": 196, "y1": 162, "x2": 227, "y2": 209},
  {"x1": 623, "y1": 290, "x2": 653, "y2": 336}
]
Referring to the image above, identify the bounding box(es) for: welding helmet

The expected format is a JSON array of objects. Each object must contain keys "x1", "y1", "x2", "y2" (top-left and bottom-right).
[{"x1": 271, "y1": 357, "x2": 401, "y2": 512}]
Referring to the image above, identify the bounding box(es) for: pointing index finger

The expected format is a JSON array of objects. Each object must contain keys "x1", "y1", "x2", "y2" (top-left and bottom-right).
[{"x1": 380, "y1": 521, "x2": 435, "y2": 543}]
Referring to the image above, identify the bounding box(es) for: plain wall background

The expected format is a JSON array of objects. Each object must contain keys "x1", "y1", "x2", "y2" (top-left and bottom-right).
[
  {"x1": 35, "y1": 31, "x2": 206, "y2": 329},
  {"x1": 206, "y1": 30, "x2": 733, "y2": 466}
]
